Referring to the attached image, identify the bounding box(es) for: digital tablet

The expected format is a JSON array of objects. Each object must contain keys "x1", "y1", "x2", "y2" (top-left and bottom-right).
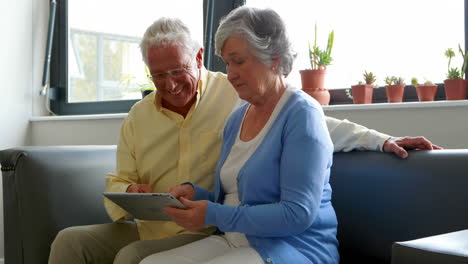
[{"x1": 103, "y1": 192, "x2": 186, "y2": 221}]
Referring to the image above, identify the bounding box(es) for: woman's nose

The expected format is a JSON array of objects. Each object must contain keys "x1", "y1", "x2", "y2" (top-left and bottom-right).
[{"x1": 227, "y1": 68, "x2": 238, "y2": 82}]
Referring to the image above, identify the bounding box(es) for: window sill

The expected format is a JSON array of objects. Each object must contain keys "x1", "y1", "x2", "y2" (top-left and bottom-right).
[
  {"x1": 30, "y1": 99, "x2": 468, "y2": 122},
  {"x1": 324, "y1": 99, "x2": 468, "y2": 111},
  {"x1": 30, "y1": 113, "x2": 127, "y2": 122}
]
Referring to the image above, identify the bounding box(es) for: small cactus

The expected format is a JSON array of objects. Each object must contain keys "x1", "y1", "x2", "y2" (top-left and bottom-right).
[
  {"x1": 384, "y1": 76, "x2": 397, "y2": 85},
  {"x1": 447, "y1": 68, "x2": 462, "y2": 79},
  {"x1": 422, "y1": 79, "x2": 434, "y2": 86},
  {"x1": 411, "y1": 77, "x2": 419, "y2": 86},
  {"x1": 363, "y1": 71, "x2": 377, "y2": 85},
  {"x1": 394, "y1": 77, "x2": 405, "y2": 85}
]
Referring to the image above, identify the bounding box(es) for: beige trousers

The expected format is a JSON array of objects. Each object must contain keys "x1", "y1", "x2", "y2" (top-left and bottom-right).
[{"x1": 48, "y1": 222, "x2": 207, "y2": 264}]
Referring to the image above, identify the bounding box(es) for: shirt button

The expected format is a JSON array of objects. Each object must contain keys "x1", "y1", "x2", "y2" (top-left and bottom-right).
[{"x1": 266, "y1": 258, "x2": 272, "y2": 263}]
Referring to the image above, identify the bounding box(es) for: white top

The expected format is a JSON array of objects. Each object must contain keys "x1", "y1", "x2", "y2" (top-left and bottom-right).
[{"x1": 220, "y1": 88, "x2": 294, "y2": 248}]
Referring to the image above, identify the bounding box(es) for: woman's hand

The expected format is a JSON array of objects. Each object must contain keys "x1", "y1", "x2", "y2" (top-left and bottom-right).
[
  {"x1": 383, "y1": 136, "x2": 442, "y2": 159},
  {"x1": 126, "y1": 184, "x2": 152, "y2": 193},
  {"x1": 164, "y1": 198, "x2": 207, "y2": 232},
  {"x1": 167, "y1": 184, "x2": 195, "y2": 200}
]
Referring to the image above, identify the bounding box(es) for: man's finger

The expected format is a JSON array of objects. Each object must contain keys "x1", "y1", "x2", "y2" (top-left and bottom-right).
[
  {"x1": 390, "y1": 144, "x2": 408, "y2": 159},
  {"x1": 432, "y1": 144, "x2": 443, "y2": 150}
]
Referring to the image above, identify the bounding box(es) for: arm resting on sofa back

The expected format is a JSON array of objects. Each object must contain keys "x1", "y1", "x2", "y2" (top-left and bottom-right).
[{"x1": 0, "y1": 146, "x2": 116, "y2": 264}]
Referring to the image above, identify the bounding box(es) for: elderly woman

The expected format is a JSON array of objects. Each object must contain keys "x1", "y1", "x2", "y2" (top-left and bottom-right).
[{"x1": 140, "y1": 6, "x2": 339, "y2": 264}]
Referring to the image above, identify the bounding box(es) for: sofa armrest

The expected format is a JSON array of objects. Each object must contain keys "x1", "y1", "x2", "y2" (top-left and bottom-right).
[
  {"x1": 391, "y1": 229, "x2": 468, "y2": 264},
  {"x1": 0, "y1": 146, "x2": 116, "y2": 264}
]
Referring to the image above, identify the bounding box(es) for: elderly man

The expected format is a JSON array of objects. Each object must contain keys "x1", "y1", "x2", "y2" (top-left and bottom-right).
[{"x1": 48, "y1": 17, "x2": 439, "y2": 264}]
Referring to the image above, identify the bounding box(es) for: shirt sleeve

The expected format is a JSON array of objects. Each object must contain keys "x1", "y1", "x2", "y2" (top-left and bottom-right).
[
  {"x1": 325, "y1": 116, "x2": 391, "y2": 152},
  {"x1": 104, "y1": 116, "x2": 139, "y2": 221}
]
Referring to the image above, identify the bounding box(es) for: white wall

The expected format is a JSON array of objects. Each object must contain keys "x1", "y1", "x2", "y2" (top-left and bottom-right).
[
  {"x1": 29, "y1": 102, "x2": 468, "y2": 149},
  {"x1": 0, "y1": 0, "x2": 35, "y2": 260},
  {"x1": 30, "y1": 116, "x2": 122, "y2": 146},
  {"x1": 324, "y1": 103, "x2": 468, "y2": 149}
]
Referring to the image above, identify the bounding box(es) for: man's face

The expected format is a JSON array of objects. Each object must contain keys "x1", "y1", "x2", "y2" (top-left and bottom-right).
[{"x1": 147, "y1": 45, "x2": 202, "y2": 112}]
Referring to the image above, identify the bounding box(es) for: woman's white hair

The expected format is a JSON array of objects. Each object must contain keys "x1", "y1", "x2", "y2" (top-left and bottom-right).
[
  {"x1": 214, "y1": 6, "x2": 296, "y2": 76},
  {"x1": 140, "y1": 17, "x2": 201, "y2": 66}
]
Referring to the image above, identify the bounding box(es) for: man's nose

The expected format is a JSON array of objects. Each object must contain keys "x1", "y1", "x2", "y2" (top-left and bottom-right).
[{"x1": 164, "y1": 76, "x2": 178, "y2": 91}]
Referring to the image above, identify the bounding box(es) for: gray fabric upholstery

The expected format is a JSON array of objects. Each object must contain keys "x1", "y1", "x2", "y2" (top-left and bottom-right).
[
  {"x1": 0, "y1": 146, "x2": 115, "y2": 264},
  {"x1": 331, "y1": 150, "x2": 468, "y2": 263},
  {"x1": 391, "y1": 230, "x2": 468, "y2": 264},
  {"x1": 1, "y1": 147, "x2": 468, "y2": 264}
]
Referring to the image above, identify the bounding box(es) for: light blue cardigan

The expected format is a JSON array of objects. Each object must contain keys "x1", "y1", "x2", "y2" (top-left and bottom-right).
[{"x1": 193, "y1": 91, "x2": 339, "y2": 264}]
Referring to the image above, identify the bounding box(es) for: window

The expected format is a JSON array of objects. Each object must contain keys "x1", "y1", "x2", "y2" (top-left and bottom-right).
[
  {"x1": 246, "y1": 0, "x2": 465, "y2": 91},
  {"x1": 50, "y1": 0, "x2": 467, "y2": 114},
  {"x1": 50, "y1": 0, "x2": 204, "y2": 114}
]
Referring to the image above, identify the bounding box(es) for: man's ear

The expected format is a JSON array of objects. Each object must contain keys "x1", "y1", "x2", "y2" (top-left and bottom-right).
[{"x1": 196, "y1": 47, "x2": 204, "y2": 69}]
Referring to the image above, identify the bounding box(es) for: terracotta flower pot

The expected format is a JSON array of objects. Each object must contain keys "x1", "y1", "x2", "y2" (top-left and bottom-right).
[
  {"x1": 300, "y1": 69, "x2": 326, "y2": 89},
  {"x1": 444, "y1": 79, "x2": 467, "y2": 100},
  {"x1": 351, "y1": 84, "x2": 373, "y2": 104},
  {"x1": 302, "y1": 88, "x2": 330, "y2": 105},
  {"x1": 300, "y1": 69, "x2": 329, "y2": 105},
  {"x1": 415, "y1": 85, "x2": 438, "y2": 102},
  {"x1": 385, "y1": 84, "x2": 405, "y2": 103}
]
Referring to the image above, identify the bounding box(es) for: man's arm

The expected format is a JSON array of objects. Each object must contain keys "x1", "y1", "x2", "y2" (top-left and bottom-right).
[
  {"x1": 326, "y1": 116, "x2": 390, "y2": 152},
  {"x1": 104, "y1": 116, "x2": 141, "y2": 221},
  {"x1": 326, "y1": 116, "x2": 441, "y2": 158}
]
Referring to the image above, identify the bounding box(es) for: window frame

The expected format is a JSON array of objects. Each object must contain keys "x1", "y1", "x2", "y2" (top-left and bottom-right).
[{"x1": 50, "y1": 0, "x2": 244, "y2": 115}]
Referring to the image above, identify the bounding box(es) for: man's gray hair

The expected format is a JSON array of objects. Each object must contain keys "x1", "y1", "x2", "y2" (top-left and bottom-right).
[
  {"x1": 140, "y1": 17, "x2": 201, "y2": 66},
  {"x1": 214, "y1": 6, "x2": 296, "y2": 76}
]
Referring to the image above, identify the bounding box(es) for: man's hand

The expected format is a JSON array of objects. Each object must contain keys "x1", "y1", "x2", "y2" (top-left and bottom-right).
[
  {"x1": 167, "y1": 184, "x2": 195, "y2": 200},
  {"x1": 126, "y1": 184, "x2": 152, "y2": 193},
  {"x1": 164, "y1": 198, "x2": 207, "y2": 232},
  {"x1": 383, "y1": 136, "x2": 443, "y2": 159}
]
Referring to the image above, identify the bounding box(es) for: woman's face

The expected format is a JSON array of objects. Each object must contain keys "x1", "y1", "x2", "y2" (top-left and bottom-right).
[{"x1": 221, "y1": 35, "x2": 276, "y2": 103}]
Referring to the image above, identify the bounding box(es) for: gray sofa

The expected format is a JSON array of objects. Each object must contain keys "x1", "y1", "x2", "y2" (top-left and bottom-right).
[{"x1": 1, "y1": 146, "x2": 468, "y2": 264}]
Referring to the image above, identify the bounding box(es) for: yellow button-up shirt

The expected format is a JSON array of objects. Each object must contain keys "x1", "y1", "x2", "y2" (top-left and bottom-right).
[{"x1": 104, "y1": 67, "x2": 240, "y2": 240}]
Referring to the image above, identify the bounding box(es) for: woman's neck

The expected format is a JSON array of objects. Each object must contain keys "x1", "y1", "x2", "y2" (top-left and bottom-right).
[{"x1": 250, "y1": 77, "x2": 286, "y2": 114}]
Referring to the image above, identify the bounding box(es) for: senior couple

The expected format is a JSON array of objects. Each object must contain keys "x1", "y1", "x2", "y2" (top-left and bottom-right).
[{"x1": 49, "y1": 6, "x2": 440, "y2": 264}]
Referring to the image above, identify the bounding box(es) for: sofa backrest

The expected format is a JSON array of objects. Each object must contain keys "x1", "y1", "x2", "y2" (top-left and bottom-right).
[
  {"x1": 1, "y1": 146, "x2": 116, "y2": 264},
  {"x1": 330, "y1": 150, "x2": 468, "y2": 264}
]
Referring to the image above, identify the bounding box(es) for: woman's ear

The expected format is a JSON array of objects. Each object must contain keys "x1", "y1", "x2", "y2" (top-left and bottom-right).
[
  {"x1": 271, "y1": 58, "x2": 281, "y2": 72},
  {"x1": 196, "y1": 48, "x2": 204, "y2": 69}
]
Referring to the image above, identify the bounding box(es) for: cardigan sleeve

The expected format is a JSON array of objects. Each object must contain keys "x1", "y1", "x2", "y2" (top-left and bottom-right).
[{"x1": 205, "y1": 103, "x2": 334, "y2": 237}]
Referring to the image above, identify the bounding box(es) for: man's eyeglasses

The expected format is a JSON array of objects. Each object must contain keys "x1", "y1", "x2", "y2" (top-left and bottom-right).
[{"x1": 149, "y1": 67, "x2": 192, "y2": 82}]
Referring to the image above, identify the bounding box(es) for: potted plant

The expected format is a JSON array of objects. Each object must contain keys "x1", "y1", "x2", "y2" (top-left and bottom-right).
[
  {"x1": 120, "y1": 66, "x2": 156, "y2": 99},
  {"x1": 350, "y1": 71, "x2": 376, "y2": 104},
  {"x1": 412, "y1": 77, "x2": 438, "y2": 102},
  {"x1": 300, "y1": 24, "x2": 334, "y2": 105},
  {"x1": 444, "y1": 45, "x2": 468, "y2": 100},
  {"x1": 384, "y1": 76, "x2": 405, "y2": 103}
]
